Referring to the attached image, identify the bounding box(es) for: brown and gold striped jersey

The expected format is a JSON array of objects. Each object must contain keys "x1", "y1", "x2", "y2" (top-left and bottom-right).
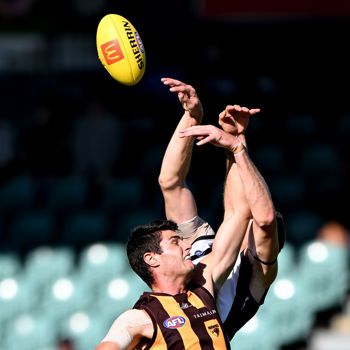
[{"x1": 133, "y1": 283, "x2": 230, "y2": 350}]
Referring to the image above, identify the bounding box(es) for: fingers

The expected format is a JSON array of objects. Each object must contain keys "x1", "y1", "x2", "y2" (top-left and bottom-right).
[
  {"x1": 161, "y1": 78, "x2": 196, "y2": 96},
  {"x1": 225, "y1": 104, "x2": 260, "y2": 115},
  {"x1": 250, "y1": 108, "x2": 261, "y2": 115},
  {"x1": 161, "y1": 77, "x2": 184, "y2": 86},
  {"x1": 178, "y1": 125, "x2": 222, "y2": 147},
  {"x1": 179, "y1": 125, "x2": 215, "y2": 138},
  {"x1": 218, "y1": 110, "x2": 226, "y2": 120},
  {"x1": 196, "y1": 134, "x2": 214, "y2": 146},
  {"x1": 161, "y1": 77, "x2": 187, "y2": 89},
  {"x1": 169, "y1": 85, "x2": 189, "y2": 93}
]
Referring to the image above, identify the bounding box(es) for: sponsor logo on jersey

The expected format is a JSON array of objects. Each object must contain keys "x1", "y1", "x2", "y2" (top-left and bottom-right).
[
  {"x1": 208, "y1": 324, "x2": 220, "y2": 337},
  {"x1": 194, "y1": 250, "x2": 204, "y2": 256},
  {"x1": 180, "y1": 302, "x2": 190, "y2": 309},
  {"x1": 193, "y1": 309, "x2": 217, "y2": 319},
  {"x1": 163, "y1": 316, "x2": 186, "y2": 329},
  {"x1": 101, "y1": 39, "x2": 124, "y2": 65}
]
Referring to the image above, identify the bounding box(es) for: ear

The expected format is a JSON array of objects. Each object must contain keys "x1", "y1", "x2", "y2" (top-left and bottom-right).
[{"x1": 144, "y1": 252, "x2": 160, "y2": 268}]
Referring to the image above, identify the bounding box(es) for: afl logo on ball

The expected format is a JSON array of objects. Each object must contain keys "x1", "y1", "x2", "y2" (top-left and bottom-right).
[
  {"x1": 134, "y1": 31, "x2": 144, "y2": 53},
  {"x1": 164, "y1": 316, "x2": 186, "y2": 329}
]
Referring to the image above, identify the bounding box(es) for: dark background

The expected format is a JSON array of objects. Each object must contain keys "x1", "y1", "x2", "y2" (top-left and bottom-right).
[
  {"x1": 0, "y1": 1, "x2": 349, "y2": 350},
  {"x1": 0, "y1": 0, "x2": 349, "y2": 252}
]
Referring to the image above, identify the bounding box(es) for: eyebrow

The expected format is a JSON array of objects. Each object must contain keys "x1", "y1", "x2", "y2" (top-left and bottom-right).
[{"x1": 169, "y1": 235, "x2": 182, "y2": 241}]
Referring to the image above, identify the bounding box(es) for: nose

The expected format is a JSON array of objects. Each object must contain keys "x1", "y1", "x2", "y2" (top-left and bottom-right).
[{"x1": 181, "y1": 240, "x2": 191, "y2": 251}]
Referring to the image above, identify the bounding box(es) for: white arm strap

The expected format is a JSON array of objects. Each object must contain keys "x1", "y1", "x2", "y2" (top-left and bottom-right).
[{"x1": 101, "y1": 309, "x2": 152, "y2": 350}]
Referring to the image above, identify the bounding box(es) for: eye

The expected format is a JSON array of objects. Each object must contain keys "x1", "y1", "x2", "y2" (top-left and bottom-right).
[{"x1": 171, "y1": 236, "x2": 181, "y2": 245}]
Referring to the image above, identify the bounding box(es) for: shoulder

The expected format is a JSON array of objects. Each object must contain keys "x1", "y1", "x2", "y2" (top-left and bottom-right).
[
  {"x1": 106, "y1": 309, "x2": 153, "y2": 335},
  {"x1": 101, "y1": 309, "x2": 153, "y2": 348},
  {"x1": 116, "y1": 309, "x2": 152, "y2": 325}
]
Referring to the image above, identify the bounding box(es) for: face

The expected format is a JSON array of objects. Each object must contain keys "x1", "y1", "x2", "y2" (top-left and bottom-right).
[{"x1": 157, "y1": 230, "x2": 194, "y2": 279}]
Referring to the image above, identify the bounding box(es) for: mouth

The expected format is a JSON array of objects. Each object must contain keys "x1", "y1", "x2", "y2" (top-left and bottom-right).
[{"x1": 184, "y1": 255, "x2": 191, "y2": 260}]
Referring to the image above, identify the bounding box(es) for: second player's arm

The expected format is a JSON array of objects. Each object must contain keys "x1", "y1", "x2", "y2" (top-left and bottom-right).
[
  {"x1": 180, "y1": 126, "x2": 251, "y2": 293},
  {"x1": 233, "y1": 147, "x2": 279, "y2": 300},
  {"x1": 219, "y1": 105, "x2": 280, "y2": 302}
]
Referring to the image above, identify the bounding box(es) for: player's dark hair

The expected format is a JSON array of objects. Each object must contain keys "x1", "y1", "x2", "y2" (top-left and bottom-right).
[
  {"x1": 276, "y1": 211, "x2": 286, "y2": 251},
  {"x1": 126, "y1": 219, "x2": 178, "y2": 287}
]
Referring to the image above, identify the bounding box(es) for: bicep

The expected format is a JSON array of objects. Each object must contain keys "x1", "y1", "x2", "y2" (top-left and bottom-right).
[{"x1": 163, "y1": 185, "x2": 198, "y2": 223}]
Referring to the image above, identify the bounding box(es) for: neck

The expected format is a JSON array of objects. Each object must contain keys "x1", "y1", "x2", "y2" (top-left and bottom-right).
[{"x1": 151, "y1": 276, "x2": 188, "y2": 295}]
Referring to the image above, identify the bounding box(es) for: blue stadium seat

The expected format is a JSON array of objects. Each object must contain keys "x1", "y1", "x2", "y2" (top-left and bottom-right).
[
  {"x1": 0, "y1": 275, "x2": 41, "y2": 324},
  {"x1": 0, "y1": 176, "x2": 37, "y2": 214},
  {"x1": 231, "y1": 314, "x2": 280, "y2": 350},
  {"x1": 262, "y1": 273, "x2": 315, "y2": 345},
  {"x1": 1, "y1": 312, "x2": 57, "y2": 350},
  {"x1": 114, "y1": 208, "x2": 162, "y2": 242},
  {"x1": 0, "y1": 251, "x2": 21, "y2": 279},
  {"x1": 276, "y1": 242, "x2": 296, "y2": 277},
  {"x1": 39, "y1": 274, "x2": 95, "y2": 323},
  {"x1": 62, "y1": 211, "x2": 108, "y2": 246},
  {"x1": 297, "y1": 239, "x2": 349, "y2": 311},
  {"x1": 101, "y1": 177, "x2": 144, "y2": 214},
  {"x1": 283, "y1": 114, "x2": 319, "y2": 139},
  {"x1": 93, "y1": 271, "x2": 149, "y2": 322},
  {"x1": 77, "y1": 242, "x2": 129, "y2": 288},
  {"x1": 46, "y1": 176, "x2": 88, "y2": 214},
  {"x1": 23, "y1": 246, "x2": 75, "y2": 288},
  {"x1": 299, "y1": 143, "x2": 341, "y2": 177},
  {"x1": 251, "y1": 145, "x2": 286, "y2": 179},
  {"x1": 9, "y1": 211, "x2": 55, "y2": 248},
  {"x1": 285, "y1": 210, "x2": 324, "y2": 246},
  {"x1": 270, "y1": 174, "x2": 306, "y2": 208},
  {"x1": 333, "y1": 113, "x2": 350, "y2": 147},
  {"x1": 59, "y1": 311, "x2": 109, "y2": 350}
]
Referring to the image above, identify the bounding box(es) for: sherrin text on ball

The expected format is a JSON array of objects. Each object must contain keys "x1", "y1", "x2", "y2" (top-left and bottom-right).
[{"x1": 96, "y1": 14, "x2": 146, "y2": 86}]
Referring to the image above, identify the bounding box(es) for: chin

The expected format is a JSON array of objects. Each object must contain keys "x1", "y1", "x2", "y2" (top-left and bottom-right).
[{"x1": 185, "y1": 260, "x2": 194, "y2": 269}]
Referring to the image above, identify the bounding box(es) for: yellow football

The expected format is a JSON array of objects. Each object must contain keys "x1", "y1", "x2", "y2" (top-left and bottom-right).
[{"x1": 96, "y1": 14, "x2": 146, "y2": 86}]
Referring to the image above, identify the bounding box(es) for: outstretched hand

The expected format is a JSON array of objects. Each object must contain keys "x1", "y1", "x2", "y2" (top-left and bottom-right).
[
  {"x1": 218, "y1": 105, "x2": 260, "y2": 135},
  {"x1": 179, "y1": 125, "x2": 240, "y2": 151},
  {"x1": 161, "y1": 77, "x2": 203, "y2": 120}
]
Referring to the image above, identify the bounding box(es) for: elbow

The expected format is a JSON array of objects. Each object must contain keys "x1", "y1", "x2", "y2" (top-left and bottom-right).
[
  {"x1": 158, "y1": 173, "x2": 169, "y2": 189},
  {"x1": 255, "y1": 209, "x2": 275, "y2": 229},
  {"x1": 158, "y1": 173, "x2": 181, "y2": 192}
]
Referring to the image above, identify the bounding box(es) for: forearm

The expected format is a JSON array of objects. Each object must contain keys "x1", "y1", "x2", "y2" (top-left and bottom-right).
[
  {"x1": 210, "y1": 209, "x2": 250, "y2": 288},
  {"x1": 234, "y1": 148, "x2": 275, "y2": 228},
  {"x1": 224, "y1": 146, "x2": 251, "y2": 220},
  {"x1": 159, "y1": 111, "x2": 201, "y2": 222},
  {"x1": 159, "y1": 111, "x2": 200, "y2": 189}
]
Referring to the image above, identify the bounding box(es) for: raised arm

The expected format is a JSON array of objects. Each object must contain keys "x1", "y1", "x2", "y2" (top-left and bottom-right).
[
  {"x1": 219, "y1": 105, "x2": 258, "y2": 222},
  {"x1": 178, "y1": 125, "x2": 251, "y2": 293},
  {"x1": 219, "y1": 106, "x2": 280, "y2": 302},
  {"x1": 232, "y1": 143, "x2": 279, "y2": 297},
  {"x1": 158, "y1": 78, "x2": 203, "y2": 223}
]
